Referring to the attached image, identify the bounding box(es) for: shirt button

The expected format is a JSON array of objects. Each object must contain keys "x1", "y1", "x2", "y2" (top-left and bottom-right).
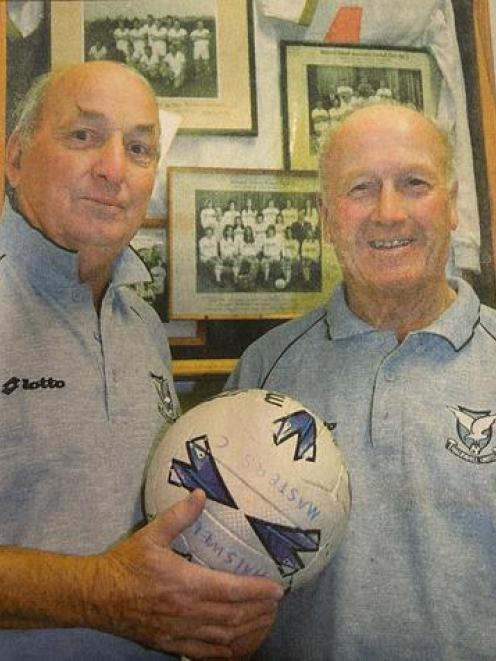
[
  {"x1": 93, "y1": 331, "x2": 102, "y2": 342},
  {"x1": 384, "y1": 371, "x2": 395, "y2": 382},
  {"x1": 72, "y1": 290, "x2": 82, "y2": 302}
]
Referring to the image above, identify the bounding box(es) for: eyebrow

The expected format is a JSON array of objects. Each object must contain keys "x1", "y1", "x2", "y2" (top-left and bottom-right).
[{"x1": 74, "y1": 106, "x2": 158, "y2": 136}]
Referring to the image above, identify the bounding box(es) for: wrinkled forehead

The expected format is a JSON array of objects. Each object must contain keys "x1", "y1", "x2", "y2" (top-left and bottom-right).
[
  {"x1": 41, "y1": 65, "x2": 159, "y2": 138},
  {"x1": 325, "y1": 107, "x2": 449, "y2": 179}
]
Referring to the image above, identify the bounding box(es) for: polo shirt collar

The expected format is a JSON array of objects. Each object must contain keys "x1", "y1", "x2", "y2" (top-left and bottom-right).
[
  {"x1": 326, "y1": 277, "x2": 480, "y2": 350},
  {"x1": 0, "y1": 200, "x2": 151, "y2": 290}
]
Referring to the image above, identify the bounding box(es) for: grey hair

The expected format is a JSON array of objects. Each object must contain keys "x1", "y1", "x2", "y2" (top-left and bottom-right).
[
  {"x1": 318, "y1": 101, "x2": 457, "y2": 207},
  {"x1": 11, "y1": 72, "x2": 52, "y2": 144}
]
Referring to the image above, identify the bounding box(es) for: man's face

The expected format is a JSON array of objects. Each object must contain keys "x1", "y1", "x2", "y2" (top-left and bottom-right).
[
  {"x1": 321, "y1": 106, "x2": 458, "y2": 299},
  {"x1": 7, "y1": 63, "x2": 159, "y2": 257}
]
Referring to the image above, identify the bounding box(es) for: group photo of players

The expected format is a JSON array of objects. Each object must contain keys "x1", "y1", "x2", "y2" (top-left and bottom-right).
[
  {"x1": 84, "y1": 1, "x2": 217, "y2": 98},
  {"x1": 307, "y1": 64, "x2": 424, "y2": 151},
  {"x1": 130, "y1": 227, "x2": 168, "y2": 321},
  {"x1": 196, "y1": 191, "x2": 323, "y2": 294}
]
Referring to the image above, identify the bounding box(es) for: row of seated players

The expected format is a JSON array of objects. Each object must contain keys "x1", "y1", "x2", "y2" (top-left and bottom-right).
[
  {"x1": 200, "y1": 199, "x2": 320, "y2": 241},
  {"x1": 198, "y1": 223, "x2": 320, "y2": 289}
]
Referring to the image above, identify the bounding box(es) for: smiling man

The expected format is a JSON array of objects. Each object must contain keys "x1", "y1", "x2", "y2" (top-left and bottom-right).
[
  {"x1": 227, "y1": 104, "x2": 496, "y2": 659},
  {"x1": 0, "y1": 61, "x2": 283, "y2": 660}
]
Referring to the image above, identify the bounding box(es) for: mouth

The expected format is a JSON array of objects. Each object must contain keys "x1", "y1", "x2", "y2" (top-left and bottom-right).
[
  {"x1": 368, "y1": 238, "x2": 414, "y2": 250},
  {"x1": 82, "y1": 196, "x2": 125, "y2": 209}
]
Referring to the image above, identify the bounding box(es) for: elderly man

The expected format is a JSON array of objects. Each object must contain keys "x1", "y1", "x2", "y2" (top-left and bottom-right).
[
  {"x1": 0, "y1": 61, "x2": 282, "y2": 660},
  {"x1": 227, "y1": 104, "x2": 496, "y2": 659}
]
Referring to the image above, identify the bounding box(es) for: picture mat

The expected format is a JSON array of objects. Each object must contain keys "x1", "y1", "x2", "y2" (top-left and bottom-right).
[
  {"x1": 284, "y1": 43, "x2": 440, "y2": 171},
  {"x1": 168, "y1": 168, "x2": 341, "y2": 319},
  {"x1": 50, "y1": 0, "x2": 255, "y2": 133}
]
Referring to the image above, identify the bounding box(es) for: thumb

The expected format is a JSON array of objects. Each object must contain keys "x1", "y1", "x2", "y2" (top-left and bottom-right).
[{"x1": 149, "y1": 489, "x2": 206, "y2": 547}]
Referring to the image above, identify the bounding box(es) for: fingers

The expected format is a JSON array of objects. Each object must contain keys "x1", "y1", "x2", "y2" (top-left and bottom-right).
[
  {"x1": 193, "y1": 610, "x2": 276, "y2": 646},
  {"x1": 161, "y1": 636, "x2": 233, "y2": 659},
  {"x1": 161, "y1": 597, "x2": 278, "y2": 640},
  {"x1": 178, "y1": 597, "x2": 278, "y2": 630},
  {"x1": 191, "y1": 563, "x2": 284, "y2": 603},
  {"x1": 149, "y1": 489, "x2": 206, "y2": 546},
  {"x1": 160, "y1": 617, "x2": 275, "y2": 659}
]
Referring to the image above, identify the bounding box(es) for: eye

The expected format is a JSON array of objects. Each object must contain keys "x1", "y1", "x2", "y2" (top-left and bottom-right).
[
  {"x1": 69, "y1": 128, "x2": 98, "y2": 144},
  {"x1": 404, "y1": 176, "x2": 432, "y2": 194},
  {"x1": 127, "y1": 141, "x2": 156, "y2": 165},
  {"x1": 348, "y1": 180, "x2": 375, "y2": 197}
]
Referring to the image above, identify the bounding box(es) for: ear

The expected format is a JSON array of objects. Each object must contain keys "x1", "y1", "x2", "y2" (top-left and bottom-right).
[
  {"x1": 5, "y1": 132, "x2": 24, "y2": 188},
  {"x1": 318, "y1": 194, "x2": 333, "y2": 243},
  {"x1": 448, "y1": 181, "x2": 459, "y2": 232}
]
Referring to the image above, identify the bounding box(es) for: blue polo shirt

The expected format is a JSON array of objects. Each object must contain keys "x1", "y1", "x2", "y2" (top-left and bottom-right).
[
  {"x1": 227, "y1": 280, "x2": 496, "y2": 660},
  {"x1": 0, "y1": 203, "x2": 178, "y2": 659}
]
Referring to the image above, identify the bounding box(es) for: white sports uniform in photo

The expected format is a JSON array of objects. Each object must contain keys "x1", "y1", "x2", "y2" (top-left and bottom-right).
[
  {"x1": 263, "y1": 234, "x2": 283, "y2": 261},
  {"x1": 164, "y1": 50, "x2": 186, "y2": 84},
  {"x1": 113, "y1": 26, "x2": 130, "y2": 59},
  {"x1": 168, "y1": 26, "x2": 188, "y2": 50},
  {"x1": 253, "y1": 219, "x2": 269, "y2": 252},
  {"x1": 198, "y1": 234, "x2": 219, "y2": 262},
  {"x1": 222, "y1": 208, "x2": 241, "y2": 230},
  {"x1": 281, "y1": 205, "x2": 298, "y2": 228},
  {"x1": 241, "y1": 207, "x2": 257, "y2": 229},
  {"x1": 191, "y1": 28, "x2": 211, "y2": 60},
  {"x1": 311, "y1": 106, "x2": 330, "y2": 135},
  {"x1": 130, "y1": 24, "x2": 147, "y2": 58},
  {"x1": 200, "y1": 206, "x2": 218, "y2": 232},
  {"x1": 262, "y1": 204, "x2": 280, "y2": 226},
  {"x1": 88, "y1": 44, "x2": 108, "y2": 61},
  {"x1": 149, "y1": 22, "x2": 168, "y2": 59}
]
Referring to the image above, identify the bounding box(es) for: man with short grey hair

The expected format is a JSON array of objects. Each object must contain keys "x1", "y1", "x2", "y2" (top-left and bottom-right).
[
  {"x1": 227, "y1": 103, "x2": 496, "y2": 659},
  {"x1": 0, "y1": 60, "x2": 282, "y2": 660}
]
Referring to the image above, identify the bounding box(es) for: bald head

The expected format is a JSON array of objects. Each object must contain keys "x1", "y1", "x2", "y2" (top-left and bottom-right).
[{"x1": 319, "y1": 104, "x2": 456, "y2": 206}]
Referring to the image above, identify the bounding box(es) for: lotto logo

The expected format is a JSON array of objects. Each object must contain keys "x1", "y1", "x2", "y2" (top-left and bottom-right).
[{"x1": 1, "y1": 376, "x2": 66, "y2": 396}]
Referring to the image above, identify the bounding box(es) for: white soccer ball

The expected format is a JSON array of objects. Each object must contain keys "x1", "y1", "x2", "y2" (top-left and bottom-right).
[
  {"x1": 274, "y1": 277, "x2": 287, "y2": 290},
  {"x1": 145, "y1": 388, "x2": 351, "y2": 590}
]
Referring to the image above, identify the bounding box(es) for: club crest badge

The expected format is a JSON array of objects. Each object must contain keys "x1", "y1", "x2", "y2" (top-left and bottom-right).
[
  {"x1": 150, "y1": 372, "x2": 179, "y2": 424},
  {"x1": 446, "y1": 405, "x2": 496, "y2": 464}
]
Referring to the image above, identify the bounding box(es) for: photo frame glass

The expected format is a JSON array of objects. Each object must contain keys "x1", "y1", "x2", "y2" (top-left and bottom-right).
[
  {"x1": 282, "y1": 42, "x2": 441, "y2": 171},
  {"x1": 51, "y1": 0, "x2": 256, "y2": 134},
  {"x1": 129, "y1": 223, "x2": 168, "y2": 321},
  {"x1": 168, "y1": 168, "x2": 342, "y2": 320}
]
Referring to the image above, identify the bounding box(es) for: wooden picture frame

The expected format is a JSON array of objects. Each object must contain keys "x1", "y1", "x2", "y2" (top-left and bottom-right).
[
  {"x1": 281, "y1": 42, "x2": 441, "y2": 172},
  {"x1": 167, "y1": 167, "x2": 342, "y2": 320},
  {"x1": 50, "y1": 0, "x2": 257, "y2": 135}
]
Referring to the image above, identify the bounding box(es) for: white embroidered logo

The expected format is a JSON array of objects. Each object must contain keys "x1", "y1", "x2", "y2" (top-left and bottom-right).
[{"x1": 446, "y1": 405, "x2": 496, "y2": 464}]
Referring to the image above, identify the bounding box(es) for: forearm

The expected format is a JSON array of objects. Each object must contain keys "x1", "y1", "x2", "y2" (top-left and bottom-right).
[{"x1": 0, "y1": 546, "x2": 102, "y2": 630}]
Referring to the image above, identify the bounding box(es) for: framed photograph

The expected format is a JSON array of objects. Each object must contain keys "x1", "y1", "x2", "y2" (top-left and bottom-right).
[
  {"x1": 129, "y1": 221, "x2": 168, "y2": 321},
  {"x1": 168, "y1": 167, "x2": 342, "y2": 320},
  {"x1": 282, "y1": 42, "x2": 441, "y2": 172},
  {"x1": 50, "y1": 0, "x2": 256, "y2": 135}
]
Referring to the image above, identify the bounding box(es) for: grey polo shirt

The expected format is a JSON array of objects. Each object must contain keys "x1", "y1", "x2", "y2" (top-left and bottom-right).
[
  {"x1": 227, "y1": 280, "x2": 496, "y2": 660},
  {"x1": 0, "y1": 203, "x2": 178, "y2": 659}
]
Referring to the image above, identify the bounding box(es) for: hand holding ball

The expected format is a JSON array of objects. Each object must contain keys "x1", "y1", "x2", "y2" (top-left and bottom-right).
[{"x1": 145, "y1": 389, "x2": 351, "y2": 590}]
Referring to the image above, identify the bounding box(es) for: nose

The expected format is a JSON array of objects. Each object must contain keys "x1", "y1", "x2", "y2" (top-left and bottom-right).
[
  {"x1": 91, "y1": 134, "x2": 126, "y2": 187},
  {"x1": 373, "y1": 182, "x2": 408, "y2": 225}
]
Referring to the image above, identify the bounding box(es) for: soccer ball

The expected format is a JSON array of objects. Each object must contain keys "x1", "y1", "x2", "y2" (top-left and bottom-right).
[
  {"x1": 274, "y1": 277, "x2": 287, "y2": 290},
  {"x1": 144, "y1": 388, "x2": 351, "y2": 590}
]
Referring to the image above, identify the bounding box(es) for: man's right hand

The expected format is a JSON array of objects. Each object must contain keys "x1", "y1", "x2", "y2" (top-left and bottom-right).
[{"x1": 88, "y1": 490, "x2": 284, "y2": 658}]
